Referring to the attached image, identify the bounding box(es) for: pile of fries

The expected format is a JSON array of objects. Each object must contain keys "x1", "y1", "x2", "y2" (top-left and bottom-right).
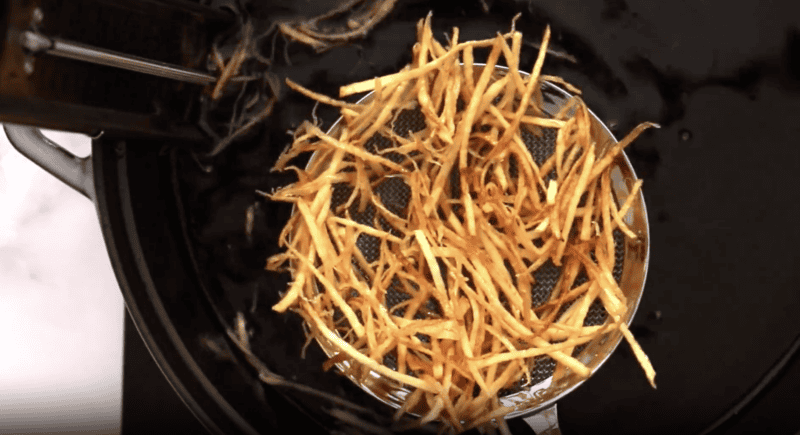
[{"x1": 265, "y1": 15, "x2": 657, "y2": 434}]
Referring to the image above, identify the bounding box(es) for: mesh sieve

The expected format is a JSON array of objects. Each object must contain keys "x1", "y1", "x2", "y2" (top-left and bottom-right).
[
  {"x1": 305, "y1": 66, "x2": 650, "y2": 422},
  {"x1": 328, "y1": 105, "x2": 626, "y2": 388}
]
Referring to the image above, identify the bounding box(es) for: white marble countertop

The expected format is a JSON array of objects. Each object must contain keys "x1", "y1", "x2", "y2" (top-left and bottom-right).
[{"x1": 0, "y1": 128, "x2": 123, "y2": 435}]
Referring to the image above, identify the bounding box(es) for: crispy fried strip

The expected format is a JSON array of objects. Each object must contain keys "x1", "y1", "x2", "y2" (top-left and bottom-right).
[
  {"x1": 340, "y1": 35, "x2": 517, "y2": 97},
  {"x1": 590, "y1": 122, "x2": 660, "y2": 181},
  {"x1": 329, "y1": 216, "x2": 404, "y2": 244},
  {"x1": 307, "y1": 125, "x2": 408, "y2": 173},
  {"x1": 620, "y1": 322, "x2": 657, "y2": 388},
  {"x1": 285, "y1": 78, "x2": 361, "y2": 109}
]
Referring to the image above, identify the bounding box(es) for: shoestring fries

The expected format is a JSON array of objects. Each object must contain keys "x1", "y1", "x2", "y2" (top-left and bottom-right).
[{"x1": 265, "y1": 14, "x2": 657, "y2": 434}]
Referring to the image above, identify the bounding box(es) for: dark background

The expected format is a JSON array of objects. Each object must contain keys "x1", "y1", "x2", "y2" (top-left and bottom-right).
[{"x1": 121, "y1": 0, "x2": 800, "y2": 434}]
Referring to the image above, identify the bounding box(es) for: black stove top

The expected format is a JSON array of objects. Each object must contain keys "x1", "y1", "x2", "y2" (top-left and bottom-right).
[{"x1": 122, "y1": 0, "x2": 800, "y2": 434}]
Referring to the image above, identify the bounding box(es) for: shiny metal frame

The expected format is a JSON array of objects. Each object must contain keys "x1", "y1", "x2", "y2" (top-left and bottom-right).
[{"x1": 3, "y1": 124, "x2": 95, "y2": 200}]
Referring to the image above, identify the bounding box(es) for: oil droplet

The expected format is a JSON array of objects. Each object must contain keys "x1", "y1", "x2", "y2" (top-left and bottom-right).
[
  {"x1": 23, "y1": 58, "x2": 35, "y2": 75},
  {"x1": 678, "y1": 128, "x2": 692, "y2": 142},
  {"x1": 32, "y1": 8, "x2": 44, "y2": 24}
]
